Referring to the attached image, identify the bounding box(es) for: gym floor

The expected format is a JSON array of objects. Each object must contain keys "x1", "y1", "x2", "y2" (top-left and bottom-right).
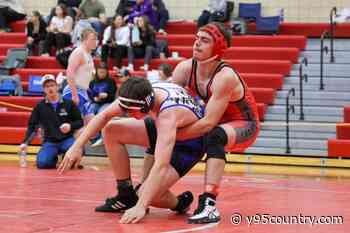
[{"x1": 0, "y1": 155, "x2": 348, "y2": 233}]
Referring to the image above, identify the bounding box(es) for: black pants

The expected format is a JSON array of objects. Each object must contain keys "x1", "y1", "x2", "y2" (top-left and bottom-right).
[
  {"x1": 0, "y1": 7, "x2": 26, "y2": 29},
  {"x1": 101, "y1": 44, "x2": 128, "y2": 68},
  {"x1": 43, "y1": 32, "x2": 71, "y2": 55},
  {"x1": 197, "y1": 10, "x2": 226, "y2": 28},
  {"x1": 157, "y1": 9, "x2": 169, "y2": 31},
  {"x1": 128, "y1": 45, "x2": 159, "y2": 66}
]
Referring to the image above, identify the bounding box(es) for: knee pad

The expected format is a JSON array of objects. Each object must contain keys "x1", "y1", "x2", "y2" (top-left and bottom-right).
[{"x1": 204, "y1": 126, "x2": 228, "y2": 161}]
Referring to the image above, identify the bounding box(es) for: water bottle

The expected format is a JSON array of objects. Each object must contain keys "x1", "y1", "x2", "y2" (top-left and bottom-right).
[{"x1": 19, "y1": 150, "x2": 27, "y2": 168}]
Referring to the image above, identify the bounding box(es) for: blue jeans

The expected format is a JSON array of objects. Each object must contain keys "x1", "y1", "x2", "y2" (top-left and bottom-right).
[{"x1": 36, "y1": 137, "x2": 75, "y2": 169}]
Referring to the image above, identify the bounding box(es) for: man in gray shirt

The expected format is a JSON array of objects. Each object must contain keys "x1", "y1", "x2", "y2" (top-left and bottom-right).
[{"x1": 197, "y1": 0, "x2": 227, "y2": 28}]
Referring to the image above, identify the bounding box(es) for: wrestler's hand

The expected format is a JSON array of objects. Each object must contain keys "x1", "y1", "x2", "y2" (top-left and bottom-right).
[
  {"x1": 57, "y1": 145, "x2": 83, "y2": 174},
  {"x1": 119, "y1": 205, "x2": 146, "y2": 224}
]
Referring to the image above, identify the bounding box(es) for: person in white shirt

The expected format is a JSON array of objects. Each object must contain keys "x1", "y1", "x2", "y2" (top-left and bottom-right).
[
  {"x1": 42, "y1": 4, "x2": 73, "y2": 56},
  {"x1": 101, "y1": 15, "x2": 130, "y2": 68},
  {"x1": 64, "y1": 28, "x2": 97, "y2": 120}
]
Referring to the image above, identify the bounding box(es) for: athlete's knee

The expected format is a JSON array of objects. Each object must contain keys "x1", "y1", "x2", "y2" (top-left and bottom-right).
[
  {"x1": 102, "y1": 120, "x2": 123, "y2": 138},
  {"x1": 204, "y1": 126, "x2": 228, "y2": 161},
  {"x1": 36, "y1": 158, "x2": 57, "y2": 169}
]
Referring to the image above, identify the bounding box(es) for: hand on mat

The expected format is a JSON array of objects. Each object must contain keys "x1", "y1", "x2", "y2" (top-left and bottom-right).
[
  {"x1": 120, "y1": 205, "x2": 146, "y2": 224},
  {"x1": 60, "y1": 123, "x2": 71, "y2": 134},
  {"x1": 58, "y1": 146, "x2": 83, "y2": 174}
]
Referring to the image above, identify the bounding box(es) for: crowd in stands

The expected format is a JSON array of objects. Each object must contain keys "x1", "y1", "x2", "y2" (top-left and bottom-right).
[{"x1": 0, "y1": 0, "x2": 236, "y2": 169}]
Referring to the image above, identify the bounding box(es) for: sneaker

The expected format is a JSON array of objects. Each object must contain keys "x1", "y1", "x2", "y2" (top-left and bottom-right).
[
  {"x1": 188, "y1": 193, "x2": 221, "y2": 224},
  {"x1": 171, "y1": 191, "x2": 194, "y2": 214},
  {"x1": 91, "y1": 138, "x2": 104, "y2": 147},
  {"x1": 95, "y1": 192, "x2": 138, "y2": 213}
]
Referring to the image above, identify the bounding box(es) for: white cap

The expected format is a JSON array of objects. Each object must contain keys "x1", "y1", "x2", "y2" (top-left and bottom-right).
[{"x1": 41, "y1": 74, "x2": 57, "y2": 86}]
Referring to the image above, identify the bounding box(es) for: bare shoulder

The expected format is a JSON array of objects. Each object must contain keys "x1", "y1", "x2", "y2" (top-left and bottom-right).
[
  {"x1": 174, "y1": 59, "x2": 192, "y2": 73},
  {"x1": 214, "y1": 66, "x2": 241, "y2": 87},
  {"x1": 172, "y1": 59, "x2": 193, "y2": 86}
]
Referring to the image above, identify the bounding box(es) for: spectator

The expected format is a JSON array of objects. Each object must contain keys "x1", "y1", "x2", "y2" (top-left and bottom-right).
[
  {"x1": 79, "y1": 0, "x2": 107, "y2": 34},
  {"x1": 152, "y1": 0, "x2": 169, "y2": 34},
  {"x1": 42, "y1": 4, "x2": 73, "y2": 56},
  {"x1": 48, "y1": 0, "x2": 82, "y2": 23},
  {"x1": 126, "y1": 0, "x2": 158, "y2": 30},
  {"x1": 197, "y1": 0, "x2": 227, "y2": 28},
  {"x1": 114, "y1": 66, "x2": 130, "y2": 83},
  {"x1": 71, "y1": 12, "x2": 94, "y2": 47},
  {"x1": 128, "y1": 16, "x2": 165, "y2": 71},
  {"x1": 115, "y1": 0, "x2": 136, "y2": 17},
  {"x1": 26, "y1": 11, "x2": 47, "y2": 56},
  {"x1": 19, "y1": 74, "x2": 83, "y2": 169},
  {"x1": 101, "y1": 15, "x2": 130, "y2": 68},
  {"x1": 158, "y1": 63, "x2": 172, "y2": 81},
  {"x1": 86, "y1": 62, "x2": 116, "y2": 117},
  {"x1": 0, "y1": 0, "x2": 26, "y2": 32},
  {"x1": 86, "y1": 62, "x2": 116, "y2": 146}
]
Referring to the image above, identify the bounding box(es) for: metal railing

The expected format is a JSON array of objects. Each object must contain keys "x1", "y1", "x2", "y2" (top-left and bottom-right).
[
  {"x1": 330, "y1": 7, "x2": 337, "y2": 63},
  {"x1": 320, "y1": 31, "x2": 330, "y2": 90},
  {"x1": 285, "y1": 88, "x2": 295, "y2": 154},
  {"x1": 299, "y1": 57, "x2": 308, "y2": 120}
]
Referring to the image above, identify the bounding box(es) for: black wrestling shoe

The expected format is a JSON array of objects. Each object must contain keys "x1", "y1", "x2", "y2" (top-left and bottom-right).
[
  {"x1": 171, "y1": 191, "x2": 194, "y2": 214},
  {"x1": 95, "y1": 190, "x2": 138, "y2": 213},
  {"x1": 188, "y1": 193, "x2": 220, "y2": 224}
]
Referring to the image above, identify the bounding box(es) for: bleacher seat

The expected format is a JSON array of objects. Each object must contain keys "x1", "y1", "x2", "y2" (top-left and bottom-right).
[
  {"x1": 328, "y1": 139, "x2": 350, "y2": 158},
  {"x1": 336, "y1": 124, "x2": 350, "y2": 140},
  {"x1": 344, "y1": 106, "x2": 350, "y2": 123}
]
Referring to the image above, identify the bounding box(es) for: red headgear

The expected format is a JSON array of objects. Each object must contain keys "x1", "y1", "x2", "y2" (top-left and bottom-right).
[{"x1": 199, "y1": 24, "x2": 228, "y2": 59}]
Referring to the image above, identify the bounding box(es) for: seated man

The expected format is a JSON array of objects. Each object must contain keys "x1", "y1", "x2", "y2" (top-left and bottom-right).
[
  {"x1": 0, "y1": 0, "x2": 26, "y2": 32},
  {"x1": 78, "y1": 0, "x2": 107, "y2": 34},
  {"x1": 59, "y1": 77, "x2": 205, "y2": 224},
  {"x1": 19, "y1": 74, "x2": 83, "y2": 169},
  {"x1": 197, "y1": 0, "x2": 227, "y2": 28}
]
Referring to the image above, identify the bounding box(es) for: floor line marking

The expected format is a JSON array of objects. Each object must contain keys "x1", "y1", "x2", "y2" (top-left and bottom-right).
[{"x1": 161, "y1": 222, "x2": 219, "y2": 233}]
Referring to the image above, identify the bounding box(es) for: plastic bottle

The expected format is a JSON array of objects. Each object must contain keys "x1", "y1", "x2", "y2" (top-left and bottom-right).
[{"x1": 19, "y1": 150, "x2": 27, "y2": 168}]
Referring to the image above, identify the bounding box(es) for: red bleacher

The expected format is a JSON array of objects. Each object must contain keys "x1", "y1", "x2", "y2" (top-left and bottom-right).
[
  {"x1": 163, "y1": 20, "x2": 350, "y2": 38},
  {"x1": 328, "y1": 106, "x2": 350, "y2": 157},
  {"x1": 0, "y1": 20, "x2": 306, "y2": 145}
]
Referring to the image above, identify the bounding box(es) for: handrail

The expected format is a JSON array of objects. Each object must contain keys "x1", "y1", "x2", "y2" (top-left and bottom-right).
[
  {"x1": 330, "y1": 7, "x2": 337, "y2": 63},
  {"x1": 286, "y1": 88, "x2": 295, "y2": 154},
  {"x1": 299, "y1": 57, "x2": 308, "y2": 120},
  {"x1": 320, "y1": 31, "x2": 330, "y2": 90}
]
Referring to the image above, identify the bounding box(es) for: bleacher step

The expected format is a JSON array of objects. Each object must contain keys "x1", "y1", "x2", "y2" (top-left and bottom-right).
[
  {"x1": 267, "y1": 105, "x2": 342, "y2": 115},
  {"x1": 261, "y1": 121, "x2": 336, "y2": 133},
  {"x1": 252, "y1": 137, "x2": 326, "y2": 150},
  {"x1": 246, "y1": 147, "x2": 327, "y2": 156},
  {"x1": 258, "y1": 130, "x2": 335, "y2": 140}
]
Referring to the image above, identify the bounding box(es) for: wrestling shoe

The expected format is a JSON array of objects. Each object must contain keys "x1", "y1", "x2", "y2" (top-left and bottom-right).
[
  {"x1": 171, "y1": 191, "x2": 194, "y2": 214},
  {"x1": 188, "y1": 193, "x2": 220, "y2": 224},
  {"x1": 95, "y1": 188, "x2": 138, "y2": 213}
]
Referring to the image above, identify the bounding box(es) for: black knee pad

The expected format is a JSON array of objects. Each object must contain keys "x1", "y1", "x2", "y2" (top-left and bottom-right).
[{"x1": 204, "y1": 126, "x2": 228, "y2": 161}]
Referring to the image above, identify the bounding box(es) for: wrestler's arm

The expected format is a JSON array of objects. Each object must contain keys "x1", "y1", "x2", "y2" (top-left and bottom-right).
[
  {"x1": 58, "y1": 100, "x2": 124, "y2": 173},
  {"x1": 73, "y1": 100, "x2": 124, "y2": 148},
  {"x1": 177, "y1": 70, "x2": 243, "y2": 140},
  {"x1": 66, "y1": 49, "x2": 83, "y2": 100},
  {"x1": 134, "y1": 110, "x2": 177, "y2": 209}
]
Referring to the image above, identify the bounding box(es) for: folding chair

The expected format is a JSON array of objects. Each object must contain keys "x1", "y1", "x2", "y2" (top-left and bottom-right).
[{"x1": 256, "y1": 15, "x2": 281, "y2": 34}]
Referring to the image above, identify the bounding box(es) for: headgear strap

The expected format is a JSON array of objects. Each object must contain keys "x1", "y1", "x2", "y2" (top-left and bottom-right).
[
  {"x1": 199, "y1": 24, "x2": 228, "y2": 59},
  {"x1": 118, "y1": 92, "x2": 155, "y2": 113}
]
